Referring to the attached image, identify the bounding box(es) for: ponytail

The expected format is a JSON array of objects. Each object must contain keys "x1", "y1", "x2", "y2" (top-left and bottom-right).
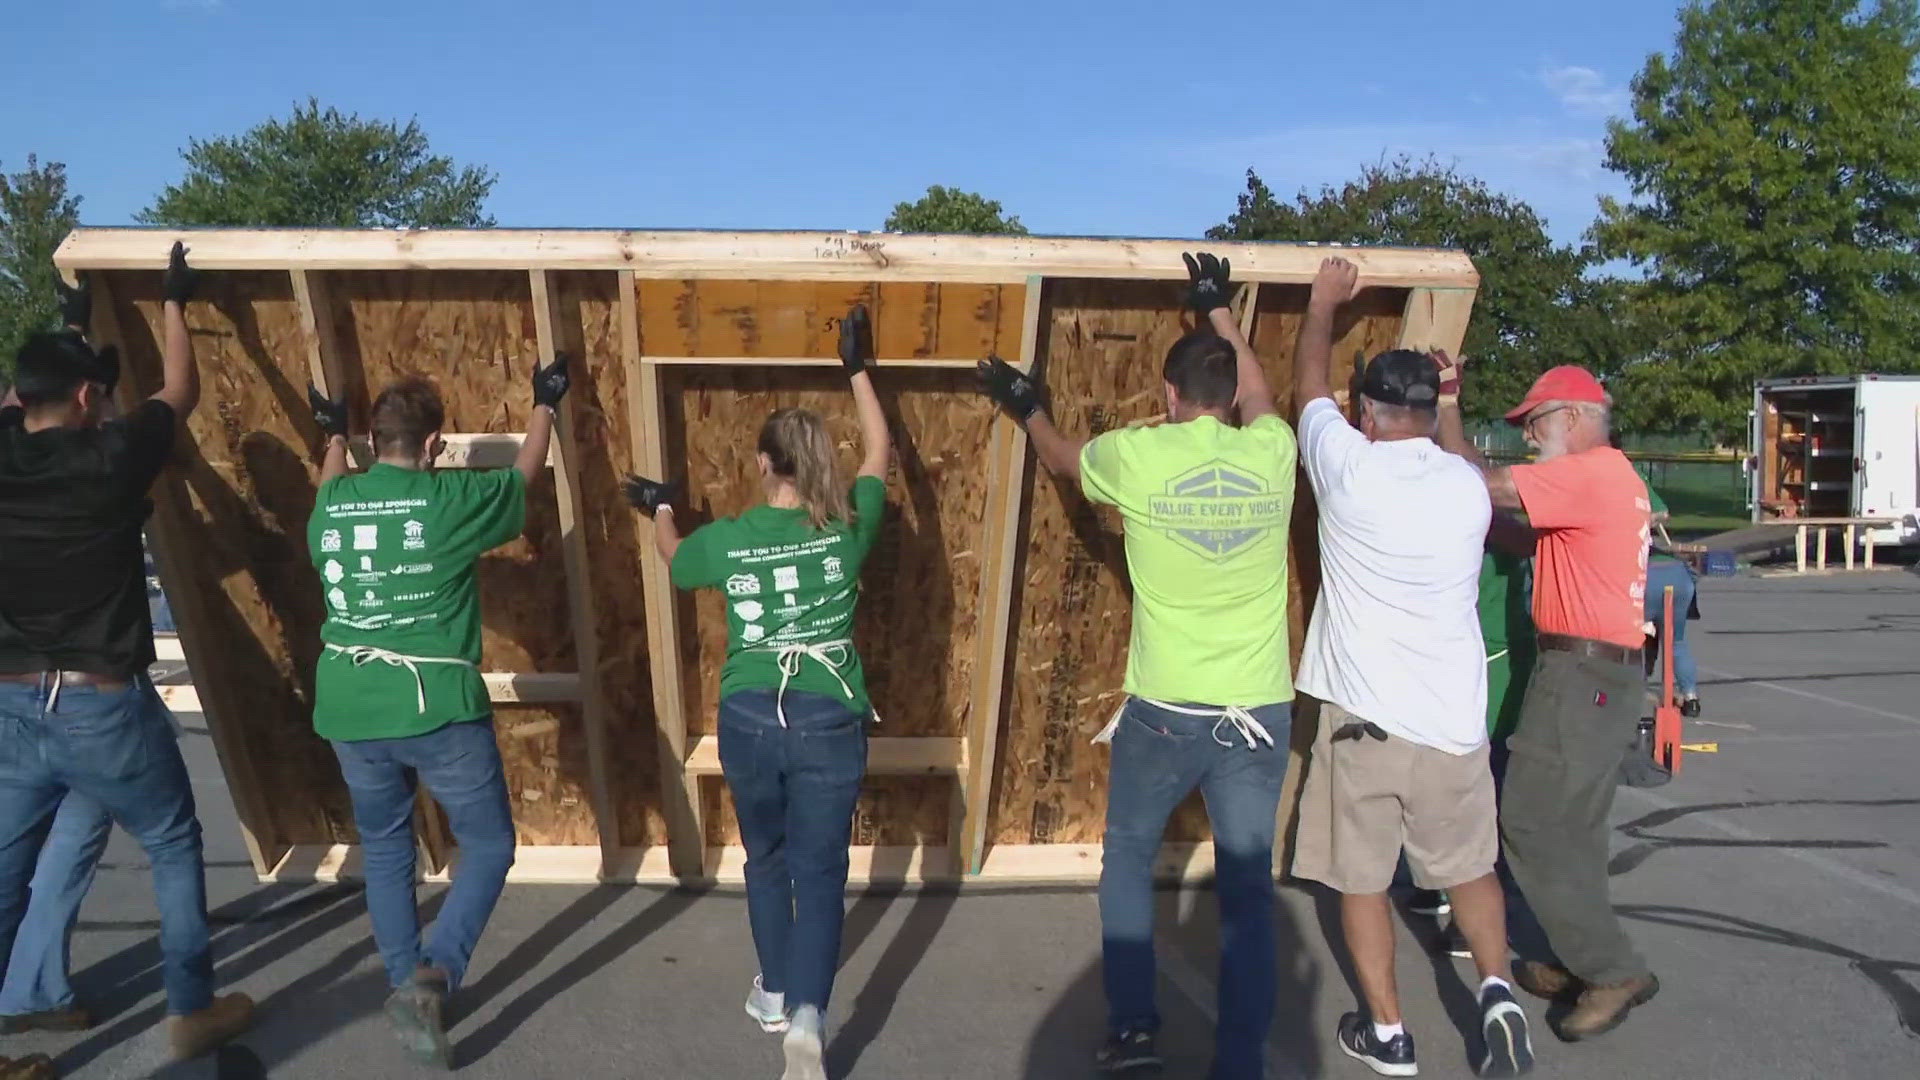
[{"x1": 757, "y1": 408, "x2": 852, "y2": 530}]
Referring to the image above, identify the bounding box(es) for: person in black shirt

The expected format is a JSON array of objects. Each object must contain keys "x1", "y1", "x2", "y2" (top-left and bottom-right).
[{"x1": 0, "y1": 243, "x2": 254, "y2": 1065}]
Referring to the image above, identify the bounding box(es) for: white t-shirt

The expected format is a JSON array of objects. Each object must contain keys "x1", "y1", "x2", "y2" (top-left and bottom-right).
[{"x1": 1295, "y1": 397, "x2": 1491, "y2": 754}]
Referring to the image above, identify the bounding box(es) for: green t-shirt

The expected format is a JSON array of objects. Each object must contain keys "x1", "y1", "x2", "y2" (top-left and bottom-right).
[
  {"x1": 308, "y1": 464, "x2": 527, "y2": 741},
  {"x1": 1478, "y1": 549, "x2": 1534, "y2": 739},
  {"x1": 670, "y1": 476, "x2": 887, "y2": 715},
  {"x1": 1646, "y1": 487, "x2": 1678, "y2": 563},
  {"x1": 1079, "y1": 414, "x2": 1298, "y2": 706}
]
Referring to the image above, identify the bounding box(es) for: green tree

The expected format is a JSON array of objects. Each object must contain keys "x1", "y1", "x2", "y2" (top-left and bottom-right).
[
  {"x1": 884, "y1": 185, "x2": 1028, "y2": 234},
  {"x1": 1593, "y1": 0, "x2": 1920, "y2": 440},
  {"x1": 1210, "y1": 158, "x2": 1618, "y2": 424},
  {"x1": 0, "y1": 156, "x2": 82, "y2": 375},
  {"x1": 140, "y1": 99, "x2": 496, "y2": 228}
]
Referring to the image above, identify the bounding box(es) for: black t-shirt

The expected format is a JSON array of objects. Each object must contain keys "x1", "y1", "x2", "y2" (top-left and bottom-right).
[{"x1": 0, "y1": 400, "x2": 176, "y2": 676}]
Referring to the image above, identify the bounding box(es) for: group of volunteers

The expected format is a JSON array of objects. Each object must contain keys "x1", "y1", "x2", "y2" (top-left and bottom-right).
[{"x1": 0, "y1": 241, "x2": 1691, "y2": 1080}]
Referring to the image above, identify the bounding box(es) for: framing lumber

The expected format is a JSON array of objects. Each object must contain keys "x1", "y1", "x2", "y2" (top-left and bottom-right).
[
  {"x1": 86, "y1": 275, "x2": 282, "y2": 876},
  {"x1": 1396, "y1": 286, "x2": 1477, "y2": 355},
  {"x1": 57, "y1": 229, "x2": 1480, "y2": 290},
  {"x1": 345, "y1": 433, "x2": 555, "y2": 471},
  {"x1": 529, "y1": 270, "x2": 619, "y2": 869},
  {"x1": 957, "y1": 276, "x2": 1045, "y2": 874},
  {"x1": 683, "y1": 736, "x2": 966, "y2": 776},
  {"x1": 642, "y1": 356, "x2": 977, "y2": 369},
  {"x1": 622, "y1": 270, "x2": 705, "y2": 878}
]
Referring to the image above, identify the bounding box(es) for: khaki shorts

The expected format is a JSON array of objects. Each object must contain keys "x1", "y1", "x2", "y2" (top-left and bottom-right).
[{"x1": 1291, "y1": 701, "x2": 1497, "y2": 894}]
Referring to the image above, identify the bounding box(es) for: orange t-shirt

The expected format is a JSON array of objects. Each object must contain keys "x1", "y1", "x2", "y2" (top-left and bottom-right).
[{"x1": 1509, "y1": 447, "x2": 1651, "y2": 649}]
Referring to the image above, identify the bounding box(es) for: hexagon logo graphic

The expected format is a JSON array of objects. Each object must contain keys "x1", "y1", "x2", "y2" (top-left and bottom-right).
[{"x1": 1146, "y1": 461, "x2": 1288, "y2": 560}]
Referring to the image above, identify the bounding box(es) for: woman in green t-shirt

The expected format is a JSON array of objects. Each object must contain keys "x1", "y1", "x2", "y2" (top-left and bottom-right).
[{"x1": 624, "y1": 305, "x2": 891, "y2": 1080}]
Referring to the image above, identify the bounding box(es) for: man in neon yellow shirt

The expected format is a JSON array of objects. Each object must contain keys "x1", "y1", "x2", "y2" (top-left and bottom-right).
[{"x1": 977, "y1": 252, "x2": 1295, "y2": 1079}]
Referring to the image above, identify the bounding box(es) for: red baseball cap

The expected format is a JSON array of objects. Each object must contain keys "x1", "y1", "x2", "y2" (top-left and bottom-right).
[{"x1": 1504, "y1": 365, "x2": 1608, "y2": 426}]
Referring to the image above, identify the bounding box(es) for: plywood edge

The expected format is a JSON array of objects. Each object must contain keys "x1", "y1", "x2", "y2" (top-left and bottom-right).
[
  {"x1": 1396, "y1": 287, "x2": 1477, "y2": 356},
  {"x1": 57, "y1": 229, "x2": 1480, "y2": 289},
  {"x1": 958, "y1": 277, "x2": 1045, "y2": 874}
]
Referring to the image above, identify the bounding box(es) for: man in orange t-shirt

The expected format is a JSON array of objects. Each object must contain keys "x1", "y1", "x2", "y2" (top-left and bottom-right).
[{"x1": 1436, "y1": 361, "x2": 1657, "y2": 1044}]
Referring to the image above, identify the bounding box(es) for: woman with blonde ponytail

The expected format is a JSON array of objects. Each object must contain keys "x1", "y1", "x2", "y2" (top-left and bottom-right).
[{"x1": 623, "y1": 304, "x2": 890, "y2": 1080}]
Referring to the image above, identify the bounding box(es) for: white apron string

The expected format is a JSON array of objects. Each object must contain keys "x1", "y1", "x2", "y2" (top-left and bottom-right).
[
  {"x1": 325, "y1": 644, "x2": 479, "y2": 713},
  {"x1": 759, "y1": 638, "x2": 861, "y2": 728},
  {"x1": 1093, "y1": 697, "x2": 1276, "y2": 750}
]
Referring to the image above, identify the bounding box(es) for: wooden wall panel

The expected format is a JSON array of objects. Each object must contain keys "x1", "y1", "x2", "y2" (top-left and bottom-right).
[
  {"x1": 643, "y1": 279, "x2": 1018, "y2": 846},
  {"x1": 105, "y1": 269, "x2": 354, "y2": 847}
]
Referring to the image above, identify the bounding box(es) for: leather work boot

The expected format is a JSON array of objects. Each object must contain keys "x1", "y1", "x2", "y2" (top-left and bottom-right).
[
  {"x1": 168, "y1": 992, "x2": 256, "y2": 1060},
  {"x1": 0, "y1": 1055, "x2": 57, "y2": 1080},
  {"x1": 1511, "y1": 959, "x2": 1581, "y2": 1001},
  {"x1": 0, "y1": 1004, "x2": 91, "y2": 1033},
  {"x1": 1552, "y1": 974, "x2": 1660, "y2": 1042}
]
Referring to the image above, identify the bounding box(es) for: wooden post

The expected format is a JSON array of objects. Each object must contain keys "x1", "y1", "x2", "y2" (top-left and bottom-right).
[
  {"x1": 622, "y1": 272, "x2": 706, "y2": 879},
  {"x1": 529, "y1": 270, "x2": 620, "y2": 876},
  {"x1": 1817, "y1": 525, "x2": 1828, "y2": 571},
  {"x1": 1796, "y1": 525, "x2": 1808, "y2": 574},
  {"x1": 956, "y1": 276, "x2": 1045, "y2": 875},
  {"x1": 1867, "y1": 529, "x2": 1878, "y2": 569},
  {"x1": 1396, "y1": 287, "x2": 1477, "y2": 355},
  {"x1": 87, "y1": 273, "x2": 284, "y2": 876},
  {"x1": 1846, "y1": 523, "x2": 1857, "y2": 571}
]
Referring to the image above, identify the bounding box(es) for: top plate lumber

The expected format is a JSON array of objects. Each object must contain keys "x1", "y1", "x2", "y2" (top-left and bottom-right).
[{"x1": 57, "y1": 229, "x2": 1479, "y2": 290}]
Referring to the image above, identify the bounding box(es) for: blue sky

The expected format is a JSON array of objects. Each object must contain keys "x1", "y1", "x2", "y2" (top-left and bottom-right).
[{"x1": 2, "y1": 0, "x2": 1686, "y2": 245}]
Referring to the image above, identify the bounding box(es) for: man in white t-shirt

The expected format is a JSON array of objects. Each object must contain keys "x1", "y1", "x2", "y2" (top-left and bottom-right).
[{"x1": 1289, "y1": 258, "x2": 1534, "y2": 1079}]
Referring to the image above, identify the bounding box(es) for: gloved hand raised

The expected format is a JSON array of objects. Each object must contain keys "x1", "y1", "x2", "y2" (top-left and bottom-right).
[
  {"x1": 839, "y1": 303, "x2": 873, "y2": 377},
  {"x1": 56, "y1": 275, "x2": 90, "y2": 331},
  {"x1": 532, "y1": 351, "x2": 572, "y2": 410},
  {"x1": 1182, "y1": 251, "x2": 1233, "y2": 315},
  {"x1": 622, "y1": 474, "x2": 682, "y2": 517},
  {"x1": 309, "y1": 384, "x2": 349, "y2": 440},
  {"x1": 1430, "y1": 349, "x2": 1463, "y2": 400},
  {"x1": 164, "y1": 241, "x2": 198, "y2": 306},
  {"x1": 976, "y1": 354, "x2": 1044, "y2": 423}
]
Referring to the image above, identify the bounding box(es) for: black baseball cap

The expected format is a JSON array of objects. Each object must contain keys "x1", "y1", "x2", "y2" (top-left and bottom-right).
[{"x1": 1359, "y1": 349, "x2": 1440, "y2": 409}]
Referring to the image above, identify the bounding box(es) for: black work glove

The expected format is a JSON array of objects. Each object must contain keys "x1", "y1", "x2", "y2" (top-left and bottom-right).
[
  {"x1": 622, "y1": 474, "x2": 682, "y2": 516},
  {"x1": 87, "y1": 344, "x2": 121, "y2": 394},
  {"x1": 839, "y1": 303, "x2": 873, "y2": 376},
  {"x1": 532, "y1": 350, "x2": 572, "y2": 410},
  {"x1": 163, "y1": 241, "x2": 198, "y2": 305},
  {"x1": 309, "y1": 383, "x2": 349, "y2": 440},
  {"x1": 56, "y1": 275, "x2": 91, "y2": 330},
  {"x1": 1182, "y1": 251, "x2": 1232, "y2": 315},
  {"x1": 976, "y1": 354, "x2": 1044, "y2": 423}
]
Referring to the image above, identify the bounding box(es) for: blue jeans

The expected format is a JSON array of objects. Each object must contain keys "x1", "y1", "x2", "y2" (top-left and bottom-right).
[
  {"x1": 331, "y1": 717, "x2": 516, "y2": 993},
  {"x1": 0, "y1": 677, "x2": 213, "y2": 1015},
  {"x1": 1645, "y1": 561, "x2": 1698, "y2": 695},
  {"x1": 1100, "y1": 698, "x2": 1291, "y2": 1080},
  {"x1": 0, "y1": 789, "x2": 113, "y2": 1016},
  {"x1": 718, "y1": 688, "x2": 867, "y2": 1013}
]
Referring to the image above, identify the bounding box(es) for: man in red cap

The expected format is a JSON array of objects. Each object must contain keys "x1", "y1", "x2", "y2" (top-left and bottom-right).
[{"x1": 1435, "y1": 360, "x2": 1657, "y2": 1042}]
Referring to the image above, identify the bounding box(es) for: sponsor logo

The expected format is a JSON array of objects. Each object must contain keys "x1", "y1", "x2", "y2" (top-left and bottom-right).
[
  {"x1": 327, "y1": 587, "x2": 348, "y2": 611},
  {"x1": 352, "y1": 524, "x2": 379, "y2": 551},
  {"x1": 403, "y1": 519, "x2": 426, "y2": 551},
  {"x1": 734, "y1": 600, "x2": 764, "y2": 621},
  {"x1": 772, "y1": 565, "x2": 800, "y2": 592},
  {"x1": 319, "y1": 529, "x2": 343, "y2": 553},
  {"x1": 322, "y1": 560, "x2": 344, "y2": 585},
  {"x1": 1146, "y1": 461, "x2": 1289, "y2": 561},
  {"x1": 742, "y1": 623, "x2": 766, "y2": 643},
  {"x1": 726, "y1": 574, "x2": 762, "y2": 597},
  {"x1": 823, "y1": 556, "x2": 844, "y2": 583}
]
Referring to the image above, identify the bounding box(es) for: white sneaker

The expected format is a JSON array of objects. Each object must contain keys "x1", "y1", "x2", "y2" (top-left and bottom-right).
[
  {"x1": 746, "y1": 974, "x2": 788, "y2": 1033},
  {"x1": 781, "y1": 1004, "x2": 828, "y2": 1080}
]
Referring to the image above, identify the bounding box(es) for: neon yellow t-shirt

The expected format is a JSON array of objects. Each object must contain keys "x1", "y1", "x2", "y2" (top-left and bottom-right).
[{"x1": 1079, "y1": 413, "x2": 1298, "y2": 706}]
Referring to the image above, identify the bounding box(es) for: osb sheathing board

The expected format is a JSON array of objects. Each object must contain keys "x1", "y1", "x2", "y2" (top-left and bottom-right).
[
  {"x1": 638, "y1": 279, "x2": 1022, "y2": 845},
  {"x1": 59, "y1": 228, "x2": 1473, "y2": 880}
]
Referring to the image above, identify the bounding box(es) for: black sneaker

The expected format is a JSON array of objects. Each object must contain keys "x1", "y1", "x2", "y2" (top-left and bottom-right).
[
  {"x1": 1336, "y1": 1012, "x2": 1416, "y2": 1077},
  {"x1": 1680, "y1": 696, "x2": 1702, "y2": 718},
  {"x1": 1095, "y1": 1028, "x2": 1162, "y2": 1073},
  {"x1": 1408, "y1": 889, "x2": 1450, "y2": 917},
  {"x1": 1477, "y1": 983, "x2": 1535, "y2": 1077}
]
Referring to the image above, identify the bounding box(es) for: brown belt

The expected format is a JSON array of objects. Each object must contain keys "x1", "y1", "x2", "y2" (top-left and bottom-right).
[
  {"x1": 0, "y1": 671, "x2": 132, "y2": 691},
  {"x1": 1537, "y1": 632, "x2": 1642, "y2": 666}
]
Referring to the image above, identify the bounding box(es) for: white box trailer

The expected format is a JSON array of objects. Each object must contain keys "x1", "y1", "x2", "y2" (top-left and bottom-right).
[{"x1": 1751, "y1": 374, "x2": 1920, "y2": 546}]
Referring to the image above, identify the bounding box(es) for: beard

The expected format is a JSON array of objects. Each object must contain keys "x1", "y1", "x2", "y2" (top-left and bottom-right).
[{"x1": 1531, "y1": 429, "x2": 1571, "y2": 461}]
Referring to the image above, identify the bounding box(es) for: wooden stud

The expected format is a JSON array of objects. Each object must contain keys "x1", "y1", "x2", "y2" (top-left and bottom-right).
[
  {"x1": 158, "y1": 671, "x2": 582, "y2": 714},
  {"x1": 87, "y1": 274, "x2": 283, "y2": 876},
  {"x1": 1867, "y1": 529, "x2": 1878, "y2": 569},
  {"x1": 57, "y1": 228, "x2": 1482, "y2": 291},
  {"x1": 1817, "y1": 525, "x2": 1828, "y2": 571},
  {"x1": 1796, "y1": 525, "x2": 1808, "y2": 574},
  {"x1": 346, "y1": 433, "x2": 554, "y2": 471},
  {"x1": 684, "y1": 736, "x2": 965, "y2": 776},
  {"x1": 622, "y1": 271, "x2": 706, "y2": 878},
  {"x1": 957, "y1": 276, "x2": 1046, "y2": 875},
  {"x1": 642, "y1": 355, "x2": 977, "y2": 369},
  {"x1": 1846, "y1": 523, "x2": 1857, "y2": 571},
  {"x1": 529, "y1": 270, "x2": 620, "y2": 875},
  {"x1": 1397, "y1": 287, "x2": 1477, "y2": 356}
]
